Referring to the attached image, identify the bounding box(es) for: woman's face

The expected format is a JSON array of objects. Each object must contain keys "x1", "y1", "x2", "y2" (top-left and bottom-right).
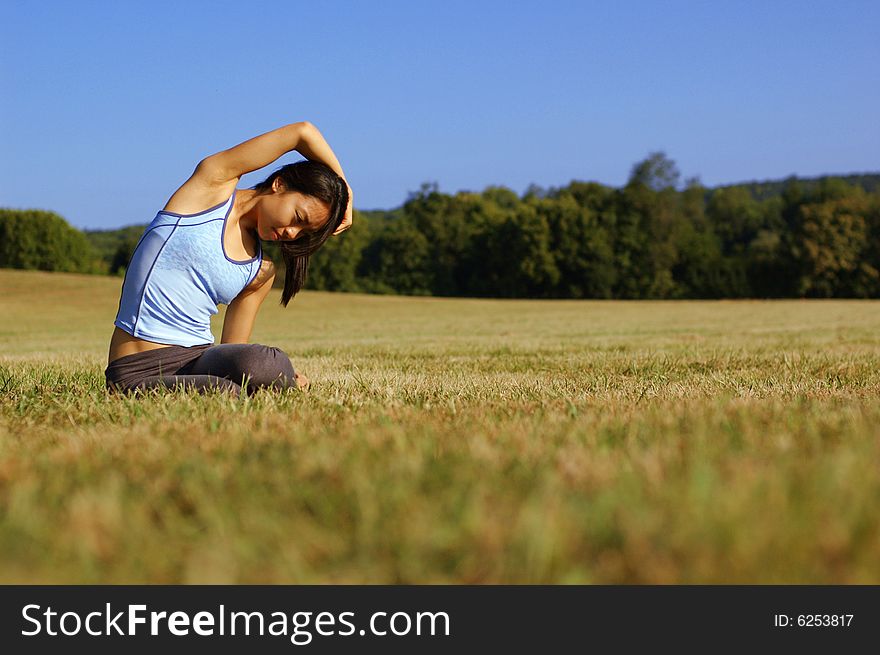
[{"x1": 257, "y1": 180, "x2": 331, "y2": 242}]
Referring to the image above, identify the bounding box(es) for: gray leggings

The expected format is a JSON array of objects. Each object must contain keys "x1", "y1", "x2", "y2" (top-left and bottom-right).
[{"x1": 105, "y1": 343, "x2": 296, "y2": 397}]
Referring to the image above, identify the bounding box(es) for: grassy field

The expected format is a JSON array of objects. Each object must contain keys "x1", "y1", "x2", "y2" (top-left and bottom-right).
[{"x1": 1, "y1": 268, "x2": 879, "y2": 583}]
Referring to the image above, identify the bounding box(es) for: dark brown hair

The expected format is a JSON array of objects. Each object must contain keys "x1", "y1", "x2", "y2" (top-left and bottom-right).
[{"x1": 251, "y1": 160, "x2": 348, "y2": 306}]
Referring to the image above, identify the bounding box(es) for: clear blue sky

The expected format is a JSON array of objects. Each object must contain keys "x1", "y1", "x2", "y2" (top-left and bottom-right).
[{"x1": 1, "y1": 0, "x2": 878, "y2": 230}]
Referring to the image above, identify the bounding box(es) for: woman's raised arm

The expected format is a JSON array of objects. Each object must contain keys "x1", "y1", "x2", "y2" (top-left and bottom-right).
[{"x1": 201, "y1": 122, "x2": 353, "y2": 234}]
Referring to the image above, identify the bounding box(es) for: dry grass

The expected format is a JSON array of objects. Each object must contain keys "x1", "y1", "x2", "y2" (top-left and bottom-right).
[{"x1": 1, "y1": 268, "x2": 879, "y2": 583}]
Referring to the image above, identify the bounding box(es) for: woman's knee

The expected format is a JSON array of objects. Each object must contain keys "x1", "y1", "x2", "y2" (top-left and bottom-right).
[
  {"x1": 241, "y1": 345, "x2": 296, "y2": 389},
  {"x1": 185, "y1": 343, "x2": 295, "y2": 389}
]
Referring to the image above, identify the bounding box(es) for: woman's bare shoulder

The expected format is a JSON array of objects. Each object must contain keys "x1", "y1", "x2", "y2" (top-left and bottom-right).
[{"x1": 161, "y1": 164, "x2": 238, "y2": 215}]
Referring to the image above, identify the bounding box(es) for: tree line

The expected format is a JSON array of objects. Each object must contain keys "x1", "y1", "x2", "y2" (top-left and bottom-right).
[
  {"x1": 307, "y1": 153, "x2": 880, "y2": 298},
  {"x1": 3, "y1": 153, "x2": 879, "y2": 298}
]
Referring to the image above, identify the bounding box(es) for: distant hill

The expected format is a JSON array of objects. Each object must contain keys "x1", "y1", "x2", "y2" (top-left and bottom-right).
[{"x1": 714, "y1": 173, "x2": 880, "y2": 201}]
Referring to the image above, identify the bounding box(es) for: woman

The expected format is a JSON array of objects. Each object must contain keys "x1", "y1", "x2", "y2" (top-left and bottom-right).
[{"x1": 105, "y1": 121, "x2": 352, "y2": 397}]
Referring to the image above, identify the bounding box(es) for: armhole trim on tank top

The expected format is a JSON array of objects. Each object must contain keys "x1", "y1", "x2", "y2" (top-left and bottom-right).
[
  {"x1": 157, "y1": 189, "x2": 235, "y2": 218},
  {"x1": 244, "y1": 245, "x2": 264, "y2": 288},
  {"x1": 220, "y1": 190, "x2": 260, "y2": 265}
]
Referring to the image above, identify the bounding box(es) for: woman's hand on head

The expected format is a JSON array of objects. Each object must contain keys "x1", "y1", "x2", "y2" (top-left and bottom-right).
[{"x1": 332, "y1": 180, "x2": 353, "y2": 236}]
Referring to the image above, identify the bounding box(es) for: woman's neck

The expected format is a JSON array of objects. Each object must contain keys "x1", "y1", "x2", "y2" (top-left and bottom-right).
[
  {"x1": 234, "y1": 188, "x2": 261, "y2": 233},
  {"x1": 228, "y1": 188, "x2": 262, "y2": 256}
]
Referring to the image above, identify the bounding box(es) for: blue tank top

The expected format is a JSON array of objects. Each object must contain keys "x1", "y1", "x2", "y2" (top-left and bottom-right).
[{"x1": 114, "y1": 189, "x2": 263, "y2": 346}]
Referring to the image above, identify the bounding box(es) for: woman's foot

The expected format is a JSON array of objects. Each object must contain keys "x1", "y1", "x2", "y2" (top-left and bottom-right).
[{"x1": 295, "y1": 371, "x2": 310, "y2": 391}]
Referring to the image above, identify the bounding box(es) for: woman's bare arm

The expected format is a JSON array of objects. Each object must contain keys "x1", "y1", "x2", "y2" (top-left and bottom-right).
[
  {"x1": 201, "y1": 123, "x2": 308, "y2": 179},
  {"x1": 200, "y1": 122, "x2": 353, "y2": 234},
  {"x1": 220, "y1": 261, "x2": 276, "y2": 344}
]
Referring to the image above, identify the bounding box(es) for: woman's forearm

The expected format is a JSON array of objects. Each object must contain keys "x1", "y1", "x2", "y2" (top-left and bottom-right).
[
  {"x1": 296, "y1": 122, "x2": 347, "y2": 181},
  {"x1": 296, "y1": 122, "x2": 354, "y2": 235}
]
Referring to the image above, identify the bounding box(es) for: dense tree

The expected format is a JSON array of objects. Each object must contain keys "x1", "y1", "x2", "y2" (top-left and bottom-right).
[
  {"x1": 628, "y1": 151, "x2": 681, "y2": 192},
  {"x1": 357, "y1": 219, "x2": 432, "y2": 295},
  {"x1": 402, "y1": 186, "x2": 485, "y2": 296},
  {"x1": 706, "y1": 186, "x2": 763, "y2": 256},
  {"x1": 793, "y1": 186, "x2": 875, "y2": 297},
  {"x1": 0, "y1": 209, "x2": 101, "y2": 273},
  {"x1": 538, "y1": 195, "x2": 616, "y2": 298},
  {"x1": 669, "y1": 180, "x2": 732, "y2": 297},
  {"x1": 304, "y1": 209, "x2": 373, "y2": 293},
  {"x1": 464, "y1": 204, "x2": 559, "y2": 298},
  {"x1": 620, "y1": 155, "x2": 688, "y2": 298},
  {"x1": 861, "y1": 196, "x2": 880, "y2": 297}
]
